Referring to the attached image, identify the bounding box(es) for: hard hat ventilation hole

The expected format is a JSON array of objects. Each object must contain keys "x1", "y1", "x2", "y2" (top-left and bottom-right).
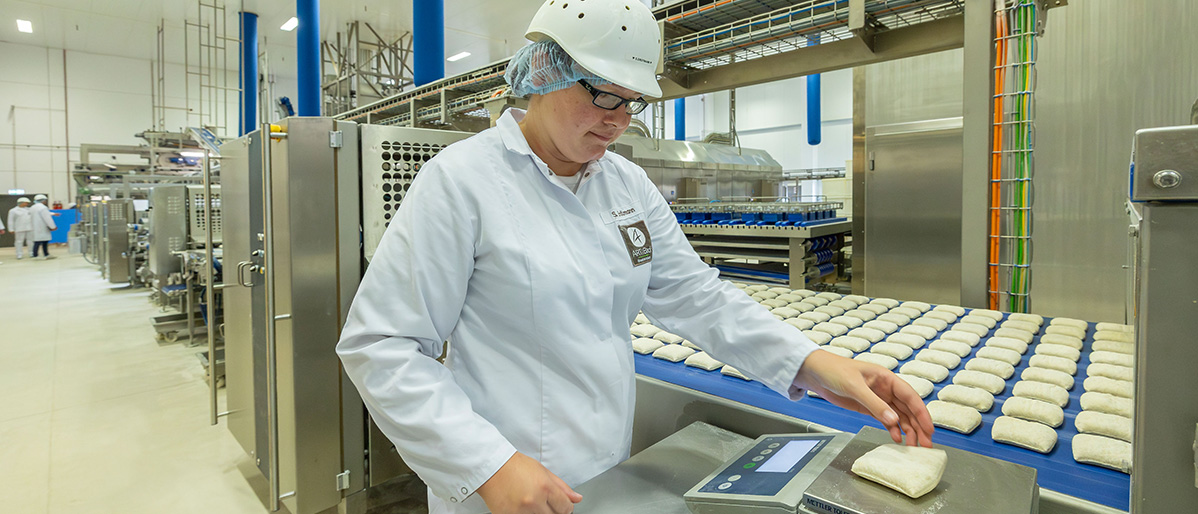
[{"x1": 578, "y1": 12, "x2": 585, "y2": 18}]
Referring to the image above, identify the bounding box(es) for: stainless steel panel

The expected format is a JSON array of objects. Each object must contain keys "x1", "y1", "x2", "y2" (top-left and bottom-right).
[
  {"x1": 186, "y1": 185, "x2": 222, "y2": 244},
  {"x1": 1130, "y1": 125, "x2": 1198, "y2": 201},
  {"x1": 862, "y1": 119, "x2": 963, "y2": 304},
  {"x1": 147, "y1": 186, "x2": 188, "y2": 283},
  {"x1": 104, "y1": 200, "x2": 132, "y2": 284},
  {"x1": 359, "y1": 125, "x2": 472, "y2": 261},
  {"x1": 960, "y1": 0, "x2": 995, "y2": 308},
  {"x1": 1030, "y1": 0, "x2": 1198, "y2": 321}
]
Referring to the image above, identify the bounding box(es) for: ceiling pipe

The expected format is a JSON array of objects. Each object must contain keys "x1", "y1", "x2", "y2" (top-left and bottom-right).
[
  {"x1": 414, "y1": 0, "x2": 445, "y2": 86},
  {"x1": 297, "y1": 0, "x2": 320, "y2": 115}
]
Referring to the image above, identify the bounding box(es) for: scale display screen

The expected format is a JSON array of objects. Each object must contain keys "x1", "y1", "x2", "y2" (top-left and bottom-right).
[
  {"x1": 755, "y1": 439, "x2": 822, "y2": 473},
  {"x1": 696, "y1": 434, "x2": 837, "y2": 497}
]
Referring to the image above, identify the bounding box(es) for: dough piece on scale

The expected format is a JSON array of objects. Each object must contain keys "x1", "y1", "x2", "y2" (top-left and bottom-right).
[{"x1": 850, "y1": 444, "x2": 948, "y2": 499}]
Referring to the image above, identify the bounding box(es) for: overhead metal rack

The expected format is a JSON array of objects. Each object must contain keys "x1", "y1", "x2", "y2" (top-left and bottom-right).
[{"x1": 336, "y1": 0, "x2": 966, "y2": 126}]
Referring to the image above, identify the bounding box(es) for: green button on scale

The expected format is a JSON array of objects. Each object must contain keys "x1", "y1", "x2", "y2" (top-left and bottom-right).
[{"x1": 743, "y1": 463, "x2": 756, "y2": 469}]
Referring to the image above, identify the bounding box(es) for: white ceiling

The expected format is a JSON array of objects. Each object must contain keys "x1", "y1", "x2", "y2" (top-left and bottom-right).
[{"x1": 0, "y1": 0, "x2": 544, "y2": 78}]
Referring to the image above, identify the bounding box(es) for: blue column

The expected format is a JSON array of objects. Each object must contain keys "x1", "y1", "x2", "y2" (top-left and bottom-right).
[
  {"x1": 239, "y1": 11, "x2": 258, "y2": 135},
  {"x1": 806, "y1": 36, "x2": 821, "y2": 145},
  {"x1": 297, "y1": 0, "x2": 320, "y2": 116},
  {"x1": 674, "y1": 98, "x2": 686, "y2": 140},
  {"x1": 413, "y1": 0, "x2": 445, "y2": 86}
]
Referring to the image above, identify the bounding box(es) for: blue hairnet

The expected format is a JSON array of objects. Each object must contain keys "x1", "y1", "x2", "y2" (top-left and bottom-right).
[{"x1": 504, "y1": 40, "x2": 611, "y2": 98}]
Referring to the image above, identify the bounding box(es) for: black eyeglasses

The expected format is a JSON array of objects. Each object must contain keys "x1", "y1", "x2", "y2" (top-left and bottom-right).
[{"x1": 577, "y1": 79, "x2": 649, "y2": 115}]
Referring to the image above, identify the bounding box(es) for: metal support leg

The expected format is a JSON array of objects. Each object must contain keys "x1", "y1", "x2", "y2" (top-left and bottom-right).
[{"x1": 789, "y1": 238, "x2": 807, "y2": 289}]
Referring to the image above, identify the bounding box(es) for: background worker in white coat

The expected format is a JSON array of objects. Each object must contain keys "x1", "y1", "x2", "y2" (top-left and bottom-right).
[
  {"x1": 337, "y1": 2, "x2": 933, "y2": 513},
  {"x1": 29, "y1": 194, "x2": 58, "y2": 259},
  {"x1": 7, "y1": 197, "x2": 34, "y2": 260}
]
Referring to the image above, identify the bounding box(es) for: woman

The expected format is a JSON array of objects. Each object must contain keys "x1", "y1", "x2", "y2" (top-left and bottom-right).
[{"x1": 337, "y1": 2, "x2": 932, "y2": 513}]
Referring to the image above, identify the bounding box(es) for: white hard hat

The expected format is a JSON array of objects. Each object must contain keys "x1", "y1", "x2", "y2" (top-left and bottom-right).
[
  {"x1": 17, "y1": 197, "x2": 30, "y2": 203},
  {"x1": 34, "y1": 194, "x2": 47, "y2": 201},
  {"x1": 525, "y1": 0, "x2": 663, "y2": 98}
]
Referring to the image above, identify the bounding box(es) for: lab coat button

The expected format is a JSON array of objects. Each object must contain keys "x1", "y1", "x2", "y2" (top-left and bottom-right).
[
  {"x1": 450, "y1": 497, "x2": 458, "y2": 503},
  {"x1": 461, "y1": 487, "x2": 468, "y2": 494}
]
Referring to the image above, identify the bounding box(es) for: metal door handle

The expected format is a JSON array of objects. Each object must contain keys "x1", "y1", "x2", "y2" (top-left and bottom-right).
[{"x1": 236, "y1": 261, "x2": 256, "y2": 287}]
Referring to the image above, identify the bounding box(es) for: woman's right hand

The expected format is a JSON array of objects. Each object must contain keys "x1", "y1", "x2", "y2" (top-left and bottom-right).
[{"x1": 476, "y1": 452, "x2": 583, "y2": 514}]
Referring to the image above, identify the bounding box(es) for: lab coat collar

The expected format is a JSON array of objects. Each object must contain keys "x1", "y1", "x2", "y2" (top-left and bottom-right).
[{"x1": 496, "y1": 108, "x2": 605, "y2": 183}]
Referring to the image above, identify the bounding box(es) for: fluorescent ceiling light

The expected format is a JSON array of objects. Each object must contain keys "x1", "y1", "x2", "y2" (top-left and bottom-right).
[
  {"x1": 17, "y1": 19, "x2": 33, "y2": 33},
  {"x1": 446, "y1": 51, "x2": 471, "y2": 62},
  {"x1": 280, "y1": 17, "x2": 298, "y2": 31},
  {"x1": 179, "y1": 150, "x2": 205, "y2": 157}
]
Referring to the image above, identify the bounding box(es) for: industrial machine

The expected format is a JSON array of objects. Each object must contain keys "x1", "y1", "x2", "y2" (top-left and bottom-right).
[{"x1": 101, "y1": 199, "x2": 135, "y2": 284}]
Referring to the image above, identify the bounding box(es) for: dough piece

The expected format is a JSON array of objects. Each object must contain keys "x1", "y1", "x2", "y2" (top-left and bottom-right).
[
  {"x1": 1095, "y1": 322, "x2": 1133, "y2": 333},
  {"x1": 900, "y1": 325, "x2": 938, "y2": 340},
  {"x1": 803, "y1": 297, "x2": 831, "y2": 307},
  {"x1": 859, "y1": 303, "x2": 890, "y2": 315},
  {"x1": 773, "y1": 315, "x2": 784, "y2": 321},
  {"x1": 933, "y1": 305, "x2": 967, "y2": 317},
  {"x1": 634, "y1": 313, "x2": 650, "y2": 324},
  {"x1": 886, "y1": 333, "x2": 927, "y2": 350},
  {"x1": 1001, "y1": 319, "x2": 1041, "y2": 335},
  {"x1": 851, "y1": 444, "x2": 947, "y2": 499},
  {"x1": 1087, "y1": 363, "x2": 1134, "y2": 382},
  {"x1": 844, "y1": 294, "x2": 870, "y2": 306},
  {"x1": 971, "y1": 309, "x2": 1005, "y2": 321},
  {"x1": 976, "y1": 347, "x2": 1022, "y2": 366},
  {"x1": 941, "y1": 330, "x2": 981, "y2": 347},
  {"x1": 951, "y1": 322, "x2": 990, "y2": 337},
  {"x1": 891, "y1": 306, "x2": 923, "y2": 319},
  {"x1": 1072, "y1": 434, "x2": 1132, "y2": 474},
  {"x1": 1045, "y1": 325, "x2": 1086, "y2": 340},
  {"x1": 821, "y1": 346, "x2": 854, "y2": 359},
  {"x1": 870, "y1": 298, "x2": 900, "y2": 309},
  {"x1": 829, "y1": 315, "x2": 865, "y2": 329},
  {"x1": 776, "y1": 293, "x2": 805, "y2": 303},
  {"x1": 992, "y1": 416, "x2": 1058, "y2": 453},
  {"x1": 632, "y1": 338, "x2": 665, "y2": 354},
  {"x1": 1075, "y1": 411, "x2": 1133, "y2": 442},
  {"x1": 986, "y1": 336, "x2": 1029, "y2": 355},
  {"x1": 1007, "y1": 313, "x2": 1045, "y2": 326},
  {"x1": 1001, "y1": 397, "x2": 1065, "y2": 428},
  {"x1": 863, "y1": 320, "x2": 899, "y2": 335},
  {"x1": 685, "y1": 351, "x2": 725, "y2": 371},
  {"x1": 813, "y1": 322, "x2": 850, "y2": 337},
  {"x1": 938, "y1": 384, "x2": 994, "y2": 412},
  {"x1": 848, "y1": 327, "x2": 886, "y2": 343},
  {"x1": 878, "y1": 313, "x2": 913, "y2": 327},
  {"x1": 965, "y1": 358, "x2": 1015, "y2": 380},
  {"x1": 952, "y1": 370, "x2": 1005, "y2": 395},
  {"x1": 1013, "y1": 380, "x2": 1069, "y2": 408},
  {"x1": 768, "y1": 286, "x2": 793, "y2": 295},
  {"x1": 761, "y1": 298, "x2": 789, "y2": 309},
  {"x1": 745, "y1": 284, "x2": 770, "y2": 292},
  {"x1": 1034, "y1": 343, "x2": 1080, "y2": 362},
  {"x1": 1083, "y1": 376, "x2": 1134, "y2": 399},
  {"x1": 631, "y1": 324, "x2": 662, "y2": 338},
  {"x1": 959, "y1": 314, "x2": 997, "y2": 329},
  {"x1": 830, "y1": 336, "x2": 872, "y2": 353},
  {"x1": 682, "y1": 340, "x2": 703, "y2": 350},
  {"x1": 830, "y1": 299, "x2": 859, "y2": 311},
  {"x1": 899, "y1": 301, "x2": 932, "y2": 313},
  {"x1": 845, "y1": 309, "x2": 877, "y2": 322},
  {"x1": 815, "y1": 292, "x2": 842, "y2": 301},
  {"x1": 912, "y1": 317, "x2": 949, "y2": 332},
  {"x1": 752, "y1": 291, "x2": 779, "y2": 300},
  {"x1": 1080, "y1": 391, "x2": 1134, "y2": 418},
  {"x1": 791, "y1": 289, "x2": 817, "y2": 298},
  {"x1": 1090, "y1": 351, "x2": 1134, "y2": 367},
  {"x1": 870, "y1": 342, "x2": 914, "y2": 361},
  {"x1": 923, "y1": 310, "x2": 959, "y2": 324},
  {"x1": 927, "y1": 400, "x2": 983, "y2": 434},
  {"x1": 785, "y1": 318, "x2": 816, "y2": 331},
  {"x1": 896, "y1": 374, "x2": 934, "y2": 398},
  {"x1": 994, "y1": 327, "x2": 1034, "y2": 344},
  {"x1": 929, "y1": 339, "x2": 972, "y2": 358},
  {"x1": 1050, "y1": 317, "x2": 1088, "y2": 330},
  {"x1": 789, "y1": 301, "x2": 817, "y2": 313},
  {"x1": 1040, "y1": 334, "x2": 1083, "y2": 351},
  {"x1": 771, "y1": 306, "x2": 801, "y2": 318},
  {"x1": 1095, "y1": 330, "x2": 1134, "y2": 344},
  {"x1": 855, "y1": 352, "x2": 899, "y2": 370},
  {"x1": 730, "y1": 281, "x2": 749, "y2": 289},
  {"x1": 1030, "y1": 354, "x2": 1078, "y2": 376},
  {"x1": 900, "y1": 361, "x2": 950, "y2": 383},
  {"x1": 815, "y1": 305, "x2": 846, "y2": 318},
  {"x1": 653, "y1": 331, "x2": 685, "y2": 344},
  {"x1": 803, "y1": 330, "x2": 833, "y2": 345},
  {"x1": 1093, "y1": 340, "x2": 1135, "y2": 355},
  {"x1": 720, "y1": 365, "x2": 751, "y2": 381},
  {"x1": 1021, "y1": 367, "x2": 1075, "y2": 390},
  {"x1": 915, "y1": 349, "x2": 961, "y2": 369},
  {"x1": 652, "y1": 344, "x2": 695, "y2": 362},
  {"x1": 799, "y1": 311, "x2": 832, "y2": 324}
]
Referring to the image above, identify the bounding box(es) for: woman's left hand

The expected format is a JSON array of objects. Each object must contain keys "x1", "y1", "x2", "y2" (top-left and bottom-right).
[{"x1": 794, "y1": 350, "x2": 935, "y2": 447}]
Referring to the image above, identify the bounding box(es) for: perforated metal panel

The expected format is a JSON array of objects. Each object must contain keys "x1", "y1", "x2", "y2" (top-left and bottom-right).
[
  {"x1": 186, "y1": 185, "x2": 222, "y2": 244},
  {"x1": 360, "y1": 125, "x2": 472, "y2": 261}
]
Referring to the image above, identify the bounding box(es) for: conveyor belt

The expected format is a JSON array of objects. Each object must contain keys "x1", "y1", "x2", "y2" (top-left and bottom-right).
[{"x1": 634, "y1": 313, "x2": 1131, "y2": 511}]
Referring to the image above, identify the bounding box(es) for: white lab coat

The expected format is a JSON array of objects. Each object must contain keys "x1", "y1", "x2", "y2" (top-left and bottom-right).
[
  {"x1": 29, "y1": 203, "x2": 57, "y2": 242},
  {"x1": 8, "y1": 206, "x2": 32, "y2": 257},
  {"x1": 337, "y1": 109, "x2": 818, "y2": 514}
]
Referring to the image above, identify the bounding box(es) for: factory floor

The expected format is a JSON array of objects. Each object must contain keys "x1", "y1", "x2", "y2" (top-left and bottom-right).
[{"x1": 0, "y1": 253, "x2": 265, "y2": 513}]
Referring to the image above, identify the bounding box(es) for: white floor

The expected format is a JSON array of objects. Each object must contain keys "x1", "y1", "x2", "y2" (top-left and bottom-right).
[{"x1": 0, "y1": 252, "x2": 267, "y2": 513}]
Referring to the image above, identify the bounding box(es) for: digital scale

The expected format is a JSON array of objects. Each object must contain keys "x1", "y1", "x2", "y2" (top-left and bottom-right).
[{"x1": 574, "y1": 423, "x2": 1038, "y2": 514}]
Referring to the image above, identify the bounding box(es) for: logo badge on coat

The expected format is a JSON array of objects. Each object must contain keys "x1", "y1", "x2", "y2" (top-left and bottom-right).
[{"x1": 618, "y1": 220, "x2": 652, "y2": 267}]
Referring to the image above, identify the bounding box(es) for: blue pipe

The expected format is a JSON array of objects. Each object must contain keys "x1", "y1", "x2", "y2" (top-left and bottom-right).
[
  {"x1": 297, "y1": 0, "x2": 320, "y2": 116},
  {"x1": 674, "y1": 98, "x2": 686, "y2": 140},
  {"x1": 239, "y1": 11, "x2": 258, "y2": 135},
  {"x1": 413, "y1": 0, "x2": 445, "y2": 86},
  {"x1": 807, "y1": 35, "x2": 821, "y2": 145}
]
